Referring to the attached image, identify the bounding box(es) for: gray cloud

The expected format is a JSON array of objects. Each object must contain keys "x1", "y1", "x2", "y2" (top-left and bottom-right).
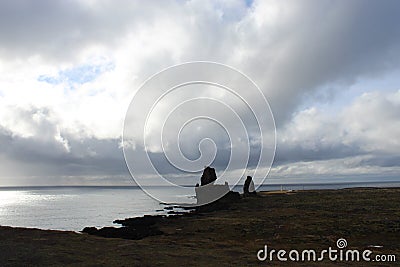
[
  {"x1": 0, "y1": 0, "x2": 180, "y2": 62},
  {"x1": 0, "y1": 106, "x2": 127, "y2": 180},
  {"x1": 235, "y1": 0, "x2": 400, "y2": 125},
  {"x1": 274, "y1": 90, "x2": 400, "y2": 173},
  {"x1": 0, "y1": 1, "x2": 400, "y2": 185}
]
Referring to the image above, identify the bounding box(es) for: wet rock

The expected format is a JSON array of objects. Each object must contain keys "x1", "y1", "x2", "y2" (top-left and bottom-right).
[
  {"x1": 82, "y1": 215, "x2": 164, "y2": 240},
  {"x1": 113, "y1": 215, "x2": 164, "y2": 227},
  {"x1": 81, "y1": 227, "x2": 98, "y2": 235},
  {"x1": 82, "y1": 225, "x2": 163, "y2": 240}
]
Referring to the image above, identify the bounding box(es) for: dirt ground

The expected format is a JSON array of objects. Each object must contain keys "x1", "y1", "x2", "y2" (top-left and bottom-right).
[{"x1": 1, "y1": 188, "x2": 399, "y2": 266}]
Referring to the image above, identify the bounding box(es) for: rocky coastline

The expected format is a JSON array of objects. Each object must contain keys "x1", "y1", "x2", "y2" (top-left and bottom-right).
[
  {"x1": 1, "y1": 187, "x2": 399, "y2": 266},
  {"x1": 81, "y1": 190, "x2": 242, "y2": 240}
]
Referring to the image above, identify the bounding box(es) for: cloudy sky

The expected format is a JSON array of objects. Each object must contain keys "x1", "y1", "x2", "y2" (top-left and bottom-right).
[{"x1": 0, "y1": 0, "x2": 399, "y2": 186}]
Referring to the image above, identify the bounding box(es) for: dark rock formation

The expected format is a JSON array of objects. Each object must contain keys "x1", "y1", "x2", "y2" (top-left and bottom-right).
[
  {"x1": 81, "y1": 226, "x2": 163, "y2": 240},
  {"x1": 200, "y1": 166, "x2": 217, "y2": 186},
  {"x1": 196, "y1": 191, "x2": 241, "y2": 212},
  {"x1": 113, "y1": 214, "x2": 164, "y2": 227},
  {"x1": 81, "y1": 191, "x2": 242, "y2": 240},
  {"x1": 82, "y1": 167, "x2": 244, "y2": 240},
  {"x1": 243, "y1": 176, "x2": 252, "y2": 195},
  {"x1": 243, "y1": 176, "x2": 256, "y2": 196},
  {"x1": 82, "y1": 215, "x2": 164, "y2": 240}
]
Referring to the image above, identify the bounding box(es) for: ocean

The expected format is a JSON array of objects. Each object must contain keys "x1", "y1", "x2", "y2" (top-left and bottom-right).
[{"x1": 0, "y1": 181, "x2": 399, "y2": 231}]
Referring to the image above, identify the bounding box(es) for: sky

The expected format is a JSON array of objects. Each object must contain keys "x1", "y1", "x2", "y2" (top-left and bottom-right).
[{"x1": 0, "y1": 0, "x2": 400, "y2": 186}]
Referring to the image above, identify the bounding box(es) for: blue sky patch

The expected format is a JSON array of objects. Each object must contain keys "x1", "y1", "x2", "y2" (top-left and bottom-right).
[
  {"x1": 38, "y1": 61, "x2": 115, "y2": 87},
  {"x1": 245, "y1": 0, "x2": 254, "y2": 7}
]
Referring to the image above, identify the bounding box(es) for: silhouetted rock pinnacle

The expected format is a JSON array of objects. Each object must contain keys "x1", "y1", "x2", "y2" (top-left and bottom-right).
[{"x1": 200, "y1": 166, "x2": 217, "y2": 186}]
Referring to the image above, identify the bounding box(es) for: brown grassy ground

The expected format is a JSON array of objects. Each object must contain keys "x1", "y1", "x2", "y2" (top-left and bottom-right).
[{"x1": 1, "y1": 188, "x2": 399, "y2": 266}]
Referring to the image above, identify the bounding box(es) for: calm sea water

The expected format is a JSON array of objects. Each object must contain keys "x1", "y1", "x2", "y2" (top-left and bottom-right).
[{"x1": 0, "y1": 181, "x2": 399, "y2": 231}]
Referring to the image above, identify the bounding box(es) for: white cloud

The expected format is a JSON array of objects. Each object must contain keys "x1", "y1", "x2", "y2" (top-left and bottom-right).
[
  {"x1": 341, "y1": 90, "x2": 400, "y2": 153},
  {"x1": 275, "y1": 90, "x2": 400, "y2": 178}
]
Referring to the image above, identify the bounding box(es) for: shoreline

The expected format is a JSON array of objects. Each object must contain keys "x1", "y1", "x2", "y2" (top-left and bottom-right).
[
  {"x1": 1, "y1": 186, "x2": 400, "y2": 233},
  {"x1": 1, "y1": 187, "x2": 399, "y2": 266}
]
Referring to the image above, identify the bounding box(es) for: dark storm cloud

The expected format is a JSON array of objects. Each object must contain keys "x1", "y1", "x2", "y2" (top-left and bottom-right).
[
  {"x1": 0, "y1": 107, "x2": 127, "y2": 179},
  {"x1": 0, "y1": 131, "x2": 126, "y2": 176},
  {"x1": 0, "y1": 0, "x2": 177, "y2": 61},
  {"x1": 236, "y1": 0, "x2": 400, "y2": 125},
  {"x1": 360, "y1": 155, "x2": 400, "y2": 168},
  {"x1": 273, "y1": 142, "x2": 365, "y2": 166}
]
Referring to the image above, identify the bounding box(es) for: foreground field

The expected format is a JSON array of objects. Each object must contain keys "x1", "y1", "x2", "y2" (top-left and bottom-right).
[{"x1": 1, "y1": 188, "x2": 399, "y2": 266}]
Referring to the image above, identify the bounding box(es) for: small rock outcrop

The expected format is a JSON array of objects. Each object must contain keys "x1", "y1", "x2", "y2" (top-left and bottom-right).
[{"x1": 82, "y1": 215, "x2": 164, "y2": 240}]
